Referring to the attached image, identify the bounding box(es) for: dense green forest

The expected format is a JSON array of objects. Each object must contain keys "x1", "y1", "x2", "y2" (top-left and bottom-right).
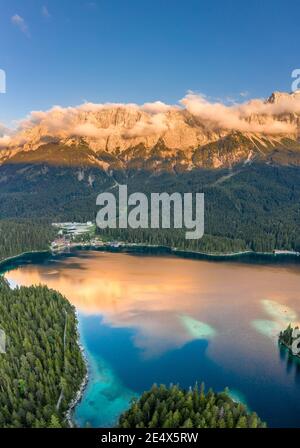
[
  {"x1": 118, "y1": 383, "x2": 266, "y2": 428},
  {"x1": 0, "y1": 278, "x2": 86, "y2": 428},
  {"x1": 98, "y1": 163, "x2": 300, "y2": 253},
  {"x1": 0, "y1": 162, "x2": 300, "y2": 254},
  {"x1": 98, "y1": 228, "x2": 248, "y2": 253},
  {"x1": 0, "y1": 220, "x2": 56, "y2": 262}
]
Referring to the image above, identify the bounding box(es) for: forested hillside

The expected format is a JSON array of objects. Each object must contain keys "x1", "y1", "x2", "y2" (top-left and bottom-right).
[
  {"x1": 0, "y1": 279, "x2": 86, "y2": 428},
  {"x1": 99, "y1": 163, "x2": 300, "y2": 253},
  {"x1": 0, "y1": 220, "x2": 56, "y2": 262},
  {"x1": 1, "y1": 162, "x2": 300, "y2": 254},
  {"x1": 118, "y1": 383, "x2": 266, "y2": 428}
]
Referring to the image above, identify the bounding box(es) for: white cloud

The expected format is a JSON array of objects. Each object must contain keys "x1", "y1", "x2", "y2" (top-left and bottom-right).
[
  {"x1": 141, "y1": 101, "x2": 176, "y2": 114},
  {"x1": 86, "y1": 2, "x2": 97, "y2": 9},
  {"x1": 0, "y1": 123, "x2": 13, "y2": 149},
  {"x1": 11, "y1": 14, "x2": 30, "y2": 37},
  {"x1": 2, "y1": 92, "x2": 300, "y2": 150},
  {"x1": 42, "y1": 6, "x2": 51, "y2": 18},
  {"x1": 0, "y1": 124, "x2": 9, "y2": 137},
  {"x1": 180, "y1": 92, "x2": 300, "y2": 134}
]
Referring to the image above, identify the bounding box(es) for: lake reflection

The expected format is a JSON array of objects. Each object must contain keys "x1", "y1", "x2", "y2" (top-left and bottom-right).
[{"x1": 5, "y1": 251, "x2": 300, "y2": 427}]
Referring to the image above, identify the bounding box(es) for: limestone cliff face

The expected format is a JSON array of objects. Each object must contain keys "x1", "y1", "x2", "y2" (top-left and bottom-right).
[
  {"x1": 1, "y1": 92, "x2": 300, "y2": 169},
  {"x1": 1, "y1": 108, "x2": 226, "y2": 154}
]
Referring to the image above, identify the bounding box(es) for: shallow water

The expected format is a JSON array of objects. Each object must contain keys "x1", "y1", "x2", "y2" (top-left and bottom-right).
[{"x1": 4, "y1": 250, "x2": 300, "y2": 427}]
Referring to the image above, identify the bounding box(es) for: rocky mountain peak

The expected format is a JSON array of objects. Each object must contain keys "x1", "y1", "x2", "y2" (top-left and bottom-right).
[
  {"x1": 1, "y1": 91, "x2": 300, "y2": 169},
  {"x1": 267, "y1": 90, "x2": 300, "y2": 104}
]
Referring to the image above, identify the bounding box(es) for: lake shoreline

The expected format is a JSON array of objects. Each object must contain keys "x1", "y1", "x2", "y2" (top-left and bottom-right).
[
  {"x1": 50, "y1": 240, "x2": 300, "y2": 259},
  {"x1": 0, "y1": 249, "x2": 50, "y2": 269},
  {"x1": 65, "y1": 311, "x2": 90, "y2": 428},
  {"x1": 2, "y1": 243, "x2": 300, "y2": 428},
  {"x1": 1, "y1": 244, "x2": 300, "y2": 270}
]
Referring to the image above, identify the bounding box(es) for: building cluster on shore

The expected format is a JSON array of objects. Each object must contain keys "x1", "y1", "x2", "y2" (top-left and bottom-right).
[
  {"x1": 51, "y1": 221, "x2": 126, "y2": 252},
  {"x1": 52, "y1": 222, "x2": 94, "y2": 236}
]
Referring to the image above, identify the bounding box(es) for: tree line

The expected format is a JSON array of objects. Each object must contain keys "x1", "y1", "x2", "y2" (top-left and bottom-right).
[
  {"x1": 118, "y1": 383, "x2": 266, "y2": 428},
  {"x1": 0, "y1": 220, "x2": 56, "y2": 262}
]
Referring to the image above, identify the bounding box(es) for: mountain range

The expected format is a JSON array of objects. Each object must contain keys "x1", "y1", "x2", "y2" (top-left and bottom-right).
[
  {"x1": 1, "y1": 91, "x2": 300, "y2": 253},
  {"x1": 1, "y1": 91, "x2": 300, "y2": 171}
]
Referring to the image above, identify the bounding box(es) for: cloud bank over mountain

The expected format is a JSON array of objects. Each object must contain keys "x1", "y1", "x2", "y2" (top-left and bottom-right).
[
  {"x1": 1, "y1": 91, "x2": 300, "y2": 151},
  {"x1": 181, "y1": 92, "x2": 300, "y2": 134}
]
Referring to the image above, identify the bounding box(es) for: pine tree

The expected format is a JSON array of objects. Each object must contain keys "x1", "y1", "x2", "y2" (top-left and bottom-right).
[
  {"x1": 118, "y1": 383, "x2": 266, "y2": 428},
  {"x1": 49, "y1": 415, "x2": 62, "y2": 428}
]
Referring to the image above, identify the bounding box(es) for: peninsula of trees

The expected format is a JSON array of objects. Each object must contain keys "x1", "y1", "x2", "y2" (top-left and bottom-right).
[
  {"x1": 118, "y1": 383, "x2": 266, "y2": 428},
  {"x1": 279, "y1": 324, "x2": 300, "y2": 357},
  {"x1": 0, "y1": 278, "x2": 86, "y2": 428}
]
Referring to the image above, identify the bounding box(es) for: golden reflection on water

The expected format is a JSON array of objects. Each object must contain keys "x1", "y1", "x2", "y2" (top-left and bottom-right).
[{"x1": 5, "y1": 251, "x2": 300, "y2": 361}]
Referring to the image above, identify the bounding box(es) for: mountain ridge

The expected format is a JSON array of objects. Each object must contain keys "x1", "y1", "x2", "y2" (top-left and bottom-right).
[{"x1": 1, "y1": 91, "x2": 300, "y2": 170}]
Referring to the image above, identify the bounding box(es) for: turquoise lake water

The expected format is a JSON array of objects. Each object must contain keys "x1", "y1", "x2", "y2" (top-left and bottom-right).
[{"x1": 4, "y1": 250, "x2": 300, "y2": 427}]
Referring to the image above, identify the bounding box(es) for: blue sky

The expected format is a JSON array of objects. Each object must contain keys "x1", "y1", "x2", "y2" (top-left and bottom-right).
[{"x1": 0, "y1": 0, "x2": 299, "y2": 124}]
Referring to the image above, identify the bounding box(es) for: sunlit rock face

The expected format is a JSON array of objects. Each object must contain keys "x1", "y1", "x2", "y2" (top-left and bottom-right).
[
  {"x1": 1, "y1": 91, "x2": 300, "y2": 169},
  {"x1": 0, "y1": 106, "x2": 223, "y2": 154}
]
